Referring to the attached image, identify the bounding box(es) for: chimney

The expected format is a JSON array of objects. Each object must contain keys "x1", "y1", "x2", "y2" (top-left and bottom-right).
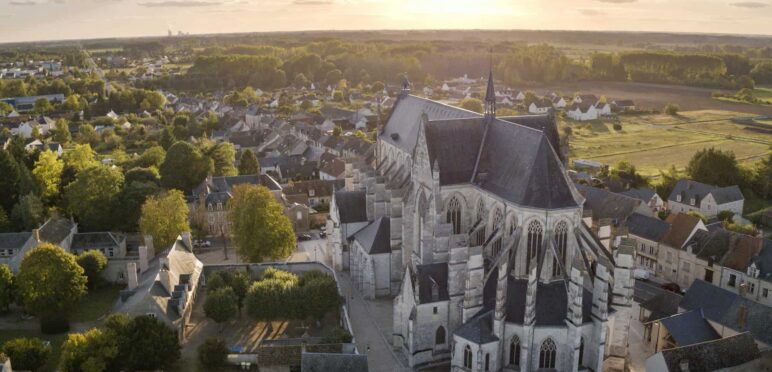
[
  {"x1": 127, "y1": 262, "x2": 138, "y2": 290},
  {"x1": 181, "y1": 232, "x2": 193, "y2": 250},
  {"x1": 143, "y1": 235, "x2": 155, "y2": 257},
  {"x1": 138, "y1": 245, "x2": 149, "y2": 273},
  {"x1": 32, "y1": 228, "x2": 40, "y2": 243},
  {"x1": 158, "y1": 257, "x2": 171, "y2": 293},
  {"x1": 737, "y1": 305, "x2": 747, "y2": 328}
]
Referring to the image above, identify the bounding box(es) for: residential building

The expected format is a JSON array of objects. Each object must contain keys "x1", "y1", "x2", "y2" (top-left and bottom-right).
[
  {"x1": 566, "y1": 103, "x2": 599, "y2": 121},
  {"x1": 621, "y1": 187, "x2": 664, "y2": 211},
  {"x1": 668, "y1": 179, "x2": 744, "y2": 219},
  {"x1": 645, "y1": 333, "x2": 762, "y2": 372}
]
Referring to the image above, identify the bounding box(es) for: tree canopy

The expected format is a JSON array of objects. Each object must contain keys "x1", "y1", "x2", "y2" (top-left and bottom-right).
[
  {"x1": 160, "y1": 141, "x2": 213, "y2": 191},
  {"x1": 65, "y1": 165, "x2": 124, "y2": 231},
  {"x1": 139, "y1": 190, "x2": 190, "y2": 251},
  {"x1": 238, "y1": 149, "x2": 260, "y2": 175},
  {"x1": 32, "y1": 150, "x2": 63, "y2": 201},
  {"x1": 228, "y1": 184, "x2": 295, "y2": 262},
  {"x1": 687, "y1": 147, "x2": 742, "y2": 187}
]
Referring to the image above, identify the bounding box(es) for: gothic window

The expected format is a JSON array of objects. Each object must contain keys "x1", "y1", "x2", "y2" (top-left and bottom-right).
[
  {"x1": 553, "y1": 221, "x2": 568, "y2": 277},
  {"x1": 463, "y1": 345, "x2": 473, "y2": 368},
  {"x1": 527, "y1": 220, "x2": 543, "y2": 272},
  {"x1": 492, "y1": 208, "x2": 503, "y2": 231},
  {"x1": 476, "y1": 199, "x2": 485, "y2": 223},
  {"x1": 509, "y1": 337, "x2": 521, "y2": 366},
  {"x1": 508, "y1": 216, "x2": 517, "y2": 236},
  {"x1": 436, "y1": 326, "x2": 446, "y2": 345},
  {"x1": 446, "y1": 196, "x2": 462, "y2": 234},
  {"x1": 492, "y1": 238, "x2": 502, "y2": 258},
  {"x1": 539, "y1": 338, "x2": 557, "y2": 369},
  {"x1": 579, "y1": 337, "x2": 585, "y2": 366}
]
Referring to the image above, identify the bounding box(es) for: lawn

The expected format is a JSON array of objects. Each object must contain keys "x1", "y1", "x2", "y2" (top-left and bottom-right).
[
  {"x1": 0, "y1": 330, "x2": 68, "y2": 372},
  {"x1": 70, "y1": 284, "x2": 121, "y2": 322},
  {"x1": 714, "y1": 88, "x2": 772, "y2": 105},
  {"x1": 566, "y1": 110, "x2": 772, "y2": 176}
]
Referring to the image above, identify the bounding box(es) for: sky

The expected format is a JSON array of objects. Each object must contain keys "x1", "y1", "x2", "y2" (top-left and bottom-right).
[{"x1": 0, "y1": 0, "x2": 770, "y2": 43}]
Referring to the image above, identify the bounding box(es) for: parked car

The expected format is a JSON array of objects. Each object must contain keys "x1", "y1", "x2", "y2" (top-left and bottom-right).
[
  {"x1": 297, "y1": 234, "x2": 313, "y2": 241},
  {"x1": 193, "y1": 240, "x2": 211, "y2": 248},
  {"x1": 660, "y1": 283, "x2": 682, "y2": 294},
  {"x1": 319, "y1": 231, "x2": 326, "y2": 238}
]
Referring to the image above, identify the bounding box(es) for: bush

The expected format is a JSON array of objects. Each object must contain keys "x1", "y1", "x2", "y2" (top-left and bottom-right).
[
  {"x1": 204, "y1": 287, "x2": 238, "y2": 324},
  {"x1": 321, "y1": 326, "x2": 352, "y2": 344},
  {"x1": 687, "y1": 211, "x2": 707, "y2": 223},
  {"x1": 1, "y1": 337, "x2": 51, "y2": 371},
  {"x1": 717, "y1": 210, "x2": 735, "y2": 222},
  {"x1": 612, "y1": 123, "x2": 622, "y2": 131},
  {"x1": 198, "y1": 337, "x2": 229, "y2": 369},
  {"x1": 664, "y1": 103, "x2": 680, "y2": 115},
  {"x1": 76, "y1": 250, "x2": 108, "y2": 288},
  {"x1": 245, "y1": 269, "x2": 339, "y2": 321}
]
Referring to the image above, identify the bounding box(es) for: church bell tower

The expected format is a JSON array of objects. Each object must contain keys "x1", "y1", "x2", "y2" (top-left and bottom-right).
[{"x1": 484, "y1": 68, "x2": 496, "y2": 120}]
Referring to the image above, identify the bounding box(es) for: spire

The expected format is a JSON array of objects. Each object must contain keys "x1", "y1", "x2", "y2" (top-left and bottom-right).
[
  {"x1": 484, "y1": 50, "x2": 496, "y2": 120},
  {"x1": 400, "y1": 74, "x2": 411, "y2": 96}
]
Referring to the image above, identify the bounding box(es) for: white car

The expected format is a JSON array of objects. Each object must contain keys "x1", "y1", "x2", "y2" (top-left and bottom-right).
[{"x1": 632, "y1": 267, "x2": 651, "y2": 280}]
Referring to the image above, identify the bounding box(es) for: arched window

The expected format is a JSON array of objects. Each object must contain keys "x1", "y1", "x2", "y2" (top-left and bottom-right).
[
  {"x1": 485, "y1": 353, "x2": 490, "y2": 371},
  {"x1": 463, "y1": 345, "x2": 473, "y2": 368},
  {"x1": 476, "y1": 199, "x2": 485, "y2": 223},
  {"x1": 492, "y1": 208, "x2": 503, "y2": 231},
  {"x1": 492, "y1": 238, "x2": 502, "y2": 258},
  {"x1": 508, "y1": 216, "x2": 517, "y2": 236},
  {"x1": 509, "y1": 337, "x2": 521, "y2": 366},
  {"x1": 553, "y1": 221, "x2": 568, "y2": 277},
  {"x1": 579, "y1": 337, "x2": 585, "y2": 366},
  {"x1": 539, "y1": 338, "x2": 557, "y2": 369},
  {"x1": 527, "y1": 221, "x2": 543, "y2": 272},
  {"x1": 435, "y1": 326, "x2": 446, "y2": 345},
  {"x1": 446, "y1": 196, "x2": 462, "y2": 234}
]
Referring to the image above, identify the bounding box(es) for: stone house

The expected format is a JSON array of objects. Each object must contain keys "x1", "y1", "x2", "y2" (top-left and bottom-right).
[
  {"x1": 283, "y1": 179, "x2": 344, "y2": 208},
  {"x1": 645, "y1": 332, "x2": 762, "y2": 372},
  {"x1": 657, "y1": 213, "x2": 706, "y2": 284},
  {"x1": 621, "y1": 188, "x2": 664, "y2": 211},
  {"x1": 668, "y1": 179, "x2": 744, "y2": 219}
]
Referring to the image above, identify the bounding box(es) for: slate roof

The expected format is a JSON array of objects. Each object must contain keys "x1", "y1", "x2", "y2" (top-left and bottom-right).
[
  {"x1": 484, "y1": 277, "x2": 594, "y2": 326},
  {"x1": 640, "y1": 291, "x2": 681, "y2": 322},
  {"x1": 71, "y1": 232, "x2": 122, "y2": 251},
  {"x1": 334, "y1": 190, "x2": 368, "y2": 224},
  {"x1": 354, "y1": 218, "x2": 391, "y2": 255},
  {"x1": 620, "y1": 188, "x2": 656, "y2": 203},
  {"x1": 686, "y1": 229, "x2": 733, "y2": 262},
  {"x1": 659, "y1": 309, "x2": 720, "y2": 346},
  {"x1": 720, "y1": 232, "x2": 764, "y2": 273},
  {"x1": 193, "y1": 174, "x2": 281, "y2": 197},
  {"x1": 659, "y1": 333, "x2": 759, "y2": 372},
  {"x1": 0, "y1": 232, "x2": 32, "y2": 250},
  {"x1": 575, "y1": 184, "x2": 645, "y2": 223},
  {"x1": 416, "y1": 263, "x2": 449, "y2": 304},
  {"x1": 680, "y1": 279, "x2": 772, "y2": 344},
  {"x1": 668, "y1": 179, "x2": 744, "y2": 204},
  {"x1": 627, "y1": 213, "x2": 670, "y2": 242},
  {"x1": 750, "y1": 240, "x2": 772, "y2": 282},
  {"x1": 454, "y1": 310, "x2": 499, "y2": 344},
  {"x1": 38, "y1": 217, "x2": 75, "y2": 244},
  {"x1": 300, "y1": 353, "x2": 368, "y2": 372}
]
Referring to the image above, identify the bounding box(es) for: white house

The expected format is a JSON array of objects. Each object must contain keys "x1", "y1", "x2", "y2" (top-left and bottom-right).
[
  {"x1": 595, "y1": 102, "x2": 612, "y2": 116},
  {"x1": 566, "y1": 103, "x2": 598, "y2": 121},
  {"x1": 612, "y1": 100, "x2": 636, "y2": 111},
  {"x1": 552, "y1": 96, "x2": 567, "y2": 109},
  {"x1": 528, "y1": 100, "x2": 552, "y2": 114},
  {"x1": 667, "y1": 179, "x2": 744, "y2": 219},
  {"x1": 573, "y1": 94, "x2": 598, "y2": 105}
]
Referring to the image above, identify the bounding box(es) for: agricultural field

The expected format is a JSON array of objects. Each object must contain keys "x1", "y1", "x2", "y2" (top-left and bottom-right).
[{"x1": 566, "y1": 110, "x2": 772, "y2": 176}]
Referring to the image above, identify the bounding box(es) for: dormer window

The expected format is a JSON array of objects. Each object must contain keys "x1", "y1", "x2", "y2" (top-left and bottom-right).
[
  {"x1": 676, "y1": 194, "x2": 682, "y2": 202},
  {"x1": 207, "y1": 203, "x2": 213, "y2": 211},
  {"x1": 690, "y1": 198, "x2": 695, "y2": 206},
  {"x1": 748, "y1": 264, "x2": 758, "y2": 278},
  {"x1": 217, "y1": 203, "x2": 223, "y2": 211}
]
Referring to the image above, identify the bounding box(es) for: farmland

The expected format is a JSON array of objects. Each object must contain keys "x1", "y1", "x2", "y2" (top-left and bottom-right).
[{"x1": 566, "y1": 110, "x2": 772, "y2": 176}]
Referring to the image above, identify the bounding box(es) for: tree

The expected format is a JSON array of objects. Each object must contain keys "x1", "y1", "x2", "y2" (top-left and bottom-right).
[
  {"x1": 0, "y1": 207, "x2": 10, "y2": 233},
  {"x1": 61, "y1": 94, "x2": 84, "y2": 112},
  {"x1": 753, "y1": 151, "x2": 771, "y2": 199},
  {"x1": 63, "y1": 144, "x2": 98, "y2": 173},
  {"x1": 207, "y1": 270, "x2": 250, "y2": 311},
  {"x1": 139, "y1": 190, "x2": 190, "y2": 250},
  {"x1": 11, "y1": 193, "x2": 45, "y2": 231},
  {"x1": 238, "y1": 149, "x2": 260, "y2": 175},
  {"x1": 59, "y1": 328, "x2": 118, "y2": 372},
  {"x1": 717, "y1": 210, "x2": 735, "y2": 222},
  {"x1": 204, "y1": 287, "x2": 238, "y2": 325},
  {"x1": 228, "y1": 184, "x2": 295, "y2": 262},
  {"x1": 17, "y1": 243, "x2": 87, "y2": 332},
  {"x1": 687, "y1": 148, "x2": 742, "y2": 187},
  {"x1": 159, "y1": 141, "x2": 213, "y2": 191},
  {"x1": 0, "y1": 101, "x2": 13, "y2": 116},
  {"x1": 51, "y1": 119, "x2": 72, "y2": 144},
  {"x1": 197, "y1": 337, "x2": 228, "y2": 369},
  {"x1": 750, "y1": 61, "x2": 772, "y2": 85},
  {"x1": 134, "y1": 146, "x2": 166, "y2": 169},
  {"x1": 65, "y1": 165, "x2": 124, "y2": 231},
  {"x1": 0, "y1": 264, "x2": 14, "y2": 313},
  {"x1": 0, "y1": 149, "x2": 21, "y2": 212},
  {"x1": 1, "y1": 337, "x2": 51, "y2": 371},
  {"x1": 608, "y1": 161, "x2": 648, "y2": 189},
  {"x1": 370, "y1": 81, "x2": 385, "y2": 93},
  {"x1": 32, "y1": 150, "x2": 63, "y2": 201},
  {"x1": 33, "y1": 98, "x2": 53, "y2": 115},
  {"x1": 115, "y1": 315, "x2": 180, "y2": 371},
  {"x1": 655, "y1": 165, "x2": 681, "y2": 199},
  {"x1": 77, "y1": 250, "x2": 107, "y2": 289},
  {"x1": 207, "y1": 142, "x2": 237, "y2": 177},
  {"x1": 76, "y1": 124, "x2": 99, "y2": 146},
  {"x1": 663, "y1": 103, "x2": 680, "y2": 115},
  {"x1": 459, "y1": 98, "x2": 483, "y2": 113},
  {"x1": 298, "y1": 271, "x2": 340, "y2": 320},
  {"x1": 159, "y1": 127, "x2": 176, "y2": 150}
]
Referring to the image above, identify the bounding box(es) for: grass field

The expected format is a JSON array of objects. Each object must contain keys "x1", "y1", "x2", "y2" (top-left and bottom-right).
[
  {"x1": 566, "y1": 110, "x2": 772, "y2": 176},
  {"x1": 0, "y1": 330, "x2": 68, "y2": 371},
  {"x1": 70, "y1": 284, "x2": 121, "y2": 322}
]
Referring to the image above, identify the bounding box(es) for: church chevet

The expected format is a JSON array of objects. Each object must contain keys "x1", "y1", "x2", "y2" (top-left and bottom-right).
[{"x1": 327, "y1": 71, "x2": 634, "y2": 372}]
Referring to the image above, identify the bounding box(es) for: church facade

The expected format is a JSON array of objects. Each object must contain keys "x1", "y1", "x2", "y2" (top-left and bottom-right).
[{"x1": 328, "y1": 73, "x2": 633, "y2": 371}]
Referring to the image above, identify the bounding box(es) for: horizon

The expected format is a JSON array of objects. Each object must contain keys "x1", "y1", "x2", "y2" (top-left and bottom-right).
[{"x1": 1, "y1": 0, "x2": 771, "y2": 44}]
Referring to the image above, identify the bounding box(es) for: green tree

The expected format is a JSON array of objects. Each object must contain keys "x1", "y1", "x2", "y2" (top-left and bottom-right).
[
  {"x1": 753, "y1": 151, "x2": 771, "y2": 199},
  {"x1": 61, "y1": 94, "x2": 84, "y2": 112},
  {"x1": 76, "y1": 250, "x2": 108, "y2": 289},
  {"x1": 459, "y1": 98, "x2": 483, "y2": 113},
  {"x1": 750, "y1": 61, "x2": 772, "y2": 85},
  {"x1": 159, "y1": 141, "x2": 213, "y2": 191},
  {"x1": 17, "y1": 243, "x2": 87, "y2": 332},
  {"x1": 51, "y1": 119, "x2": 72, "y2": 144},
  {"x1": 0, "y1": 149, "x2": 21, "y2": 212},
  {"x1": 687, "y1": 148, "x2": 742, "y2": 187},
  {"x1": 33, "y1": 98, "x2": 53, "y2": 115},
  {"x1": 655, "y1": 165, "x2": 681, "y2": 199},
  {"x1": 207, "y1": 270, "x2": 250, "y2": 312},
  {"x1": 115, "y1": 315, "x2": 180, "y2": 371},
  {"x1": 32, "y1": 150, "x2": 63, "y2": 201},
  {"x1": 204, "y1": 287, "x2": 238, "y2": 325},
  {"x1": 228, "y1": 184, "x2": 295, "y2": 262},
  {"x1": 63, "y1": 144, "x2": 98, "y2": 173},
  {"x1": 0, "y1": 207, "x2": 10, "y2": 233},
  {"x1": 59, "y1": 328, "x2": 118, "y2": 372},
  {"x1": 65, "y1": 165, "x2": 124, "y2": 231},
  {"x1": 207, "y1": 142, "x2": 237, "y2": 177},
  {"x1": 134, "y1": 146, "x2": 166, "y2": 169},
  {"x1": 238, "y1": 149, "x2": 260, "y2": 175},
  {"x1": 76, "y1": 124, "x2": 99, "y2": 146},
  {"x1": 0, "y1": 101, "x2": 13, "y2": 115},
  {"x1": 1, "y1": 337, "x2": 51, "y2": 371},
  {"x1": 11, "y1": 193, "x2": 45, "y2": 231},
  {"x1": 197, "y1": 337, "x2": 228, "y2": 369},
  {"x1": 159, "y1": 127, "x2": 176, "y2": 150},
  {"x1": 664, "y1": 103, "x2": 680, "y2": 115},
  {"x1": 0, "y1": 264, "x2": 14, "y2": 312},
  {"x1": 139, "y1": 190, "x2": 190, "y2": 250}
]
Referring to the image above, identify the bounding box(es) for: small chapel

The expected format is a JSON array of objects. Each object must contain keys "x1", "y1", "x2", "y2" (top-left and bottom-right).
[{"x1": 327, "y1": 71, "x2": 634, "y2": 372}]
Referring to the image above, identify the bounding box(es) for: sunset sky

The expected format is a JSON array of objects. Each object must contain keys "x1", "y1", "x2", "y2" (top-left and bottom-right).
[{"x1": 0, "y1": 0, "x2": 770, "y2": 43}]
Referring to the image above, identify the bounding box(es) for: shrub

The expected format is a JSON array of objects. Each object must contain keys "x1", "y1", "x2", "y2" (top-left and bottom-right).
[
  {"x1": 204, "y1": 287, "x2": 238, "y2": 324},
  {"x1": 198, "y1": 337, "x2": 229, "y2": 369},
  {"x1": 321, "y1": 326, "x2": 352, "y2": 344},
  {"x1": 686, "y1": 211, "x2": 707, "y2": 223},
  {"x1": 612, "y1": 123, "x2": 622, "y2": 131},
  {"x1": 76, "y1": 250, "x2": 108, "y2": 288},
  {"x1": 717, "y1": 210, "x2": 735, "y2": 222},
  {"x1": 664, "y1": 103, "x2": 680, "y2": 115},
  {"x1": 1, "y1": 337, "x2": 51, "y2": 371},
  {"x1": 245, "y1": 269, "x2": 339, "y2": 321}
]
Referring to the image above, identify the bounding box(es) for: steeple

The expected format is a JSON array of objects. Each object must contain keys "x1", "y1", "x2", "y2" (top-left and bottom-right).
[
  {"x1": 484, "y1": 52, "x2": 496, "y2": 120},
  {"x1": 400, "y1": 74, "x2": 411, "y2": 97}
]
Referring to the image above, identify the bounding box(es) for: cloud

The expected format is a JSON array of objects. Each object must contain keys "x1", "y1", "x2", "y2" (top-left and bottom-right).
[
  {"x1": 293, "y1": 0, "x2": 333, "y2": 5},
  {"x1": 578, "y1": 8, "x2": 605, "y2": 16},
  {"x1": 594, "y1": 0, "x2": 635, "y2": 2},
  {"x1": 9, "y1": 0, "x2": 37, "y2": 5},
  {"x1": 138, "y1": 0, "x2": 221, "y2": 7},
  {"x1": 730, "y1": 1, "x2": 768, "y2": 7}
]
